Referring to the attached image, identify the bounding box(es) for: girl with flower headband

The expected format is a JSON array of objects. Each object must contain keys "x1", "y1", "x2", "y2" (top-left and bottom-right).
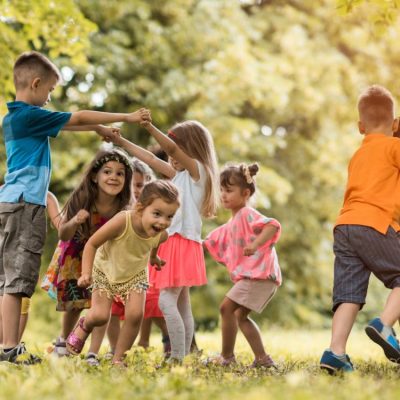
[
  {"x1": 112, "y1": 119, "x2": 219, "y2": 363},
  {"x1": 204, "y1": 163, "x2": 282, "y2": 368},
  {"x1": 42, "y1": 147, "x2": 133, "y2": 360}
]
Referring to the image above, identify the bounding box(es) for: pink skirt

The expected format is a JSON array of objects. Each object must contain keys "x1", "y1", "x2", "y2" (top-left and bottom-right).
[{"x1": 153, "y1": 233, "x2": 207, "y2": 289}]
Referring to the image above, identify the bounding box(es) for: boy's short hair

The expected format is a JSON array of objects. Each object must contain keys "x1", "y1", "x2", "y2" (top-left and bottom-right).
[
  {"x1": 358, "y1": 85, "x2": 395, "y2": 128},
  {"x1": 13, "y1": 51, "x2": 62, "y2": 90}
]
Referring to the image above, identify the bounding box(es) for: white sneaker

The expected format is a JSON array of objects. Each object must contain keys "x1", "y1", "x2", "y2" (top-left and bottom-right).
[
  {"x1": 85, "y1": 352, "x2": 100, "y2": 366},
  {"x1": 52, "y1": 338, "x2": 68, "y2": 357}
]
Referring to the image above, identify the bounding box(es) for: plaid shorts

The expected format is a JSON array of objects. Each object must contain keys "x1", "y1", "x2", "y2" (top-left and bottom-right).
[
  {"x1": 332, "y1": 224, "x2": 400, "y2": 311},
  {"x1": 0, "y1": 201, "x2": 46, "y2": 297}
]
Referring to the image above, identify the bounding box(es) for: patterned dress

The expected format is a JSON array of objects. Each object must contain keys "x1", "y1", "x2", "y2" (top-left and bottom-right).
[
  {"x1": 203, "y1": 206, "x2": 282, "y2": 285},
  {"x1": 41, "y1": 212, "x2": 109, "y2": 311}
]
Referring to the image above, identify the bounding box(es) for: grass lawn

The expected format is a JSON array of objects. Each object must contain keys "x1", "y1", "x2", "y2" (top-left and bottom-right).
[{"x1": 1, "y1": 326, "x2": 400, "y2": 400}]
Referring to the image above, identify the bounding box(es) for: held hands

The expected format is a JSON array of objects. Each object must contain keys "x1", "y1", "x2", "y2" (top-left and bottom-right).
[
  {"x1": 126, "y1": 108, "x2": 152, "y2": 125},
  {"x1": 96, "y1": 125, "x2": 121, "y2": 142},
  {"x1": 74, "y1": 209, "x2": 90, "y2": 225},
  {"x1": 78, "y1": 273, "x2": 92, "y2": 288},
  {"x1": 150, "y1": 255, "x2": 166, "y2": 271},
  {"x1": 243, "y1": 242, "x2": 258, "y2": 256}
]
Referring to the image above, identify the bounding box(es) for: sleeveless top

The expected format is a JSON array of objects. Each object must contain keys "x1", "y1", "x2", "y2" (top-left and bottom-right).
[
  {"x1": 168, "y1": 160, "x2": 206, "y2": 243},
  {"x1": 93, "y1": 211, "x2": 162, "y2": 284}
]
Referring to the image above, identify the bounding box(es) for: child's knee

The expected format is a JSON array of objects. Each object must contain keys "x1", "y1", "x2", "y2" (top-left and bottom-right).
[
  {"x1": 125, "y1": 311, "x2": 143, "y2": 326},
  {"x1": 220, "y1": 301, "x2": 233, "y2": 316},
  {"x1": 235, "y1": 308, "x2": 249, "y2": 323},
  {"x1": 88, "y1": 310, "x2": 109, "y2": 326}
]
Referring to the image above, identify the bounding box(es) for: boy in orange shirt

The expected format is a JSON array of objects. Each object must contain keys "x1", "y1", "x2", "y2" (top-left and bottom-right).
[{"x1": 320, "y1": 85, "x2": 400, "y2": 373}]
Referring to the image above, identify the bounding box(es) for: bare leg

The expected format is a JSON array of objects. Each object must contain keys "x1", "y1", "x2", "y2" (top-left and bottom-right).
[
  {"x1": 152, "y1": 317, "x2": 170, "y2": 355},
  {"x1": 18, "y1": 313, "x2": 29, "y2": 342},
  {"x1": 329, "y1": 303, "x2": 359, "y2": 355},
  {"x1": 88, "y1": 324, "x2": 109, "y2": 355},
  {"x1": 153, "y1": 317, "x2": 168, "y2": 337},
  {"x1": 113, "y1": 291, "x2": 145, "y2": 362},
  {"x1": 138, "y1": 318, "x2": 152, "y2": 348},
  {"x1": 219, "y1": 297, "x2": 240, "y2": 359},
  {"x1": 61, "y1": 309, "x2": 82, "y2": 339},
  {"x1": 107, "y1": 315, "x2": 121, "y2": 353},
  {"x1": 2, "y1": 294, "x2": 22, "y2": 348},
  {"x1": 235, "y1": 306, "x2": 267, "y2": 360},
  {"x1": 381, "y1": 287, "x2": 400, "y2": 326},
  {"x1": 190, "y1": 333, "x2": 200, "y2": 353},
  {"x1": 69, "y1": 291, "x2": 112, "y2": 347}
]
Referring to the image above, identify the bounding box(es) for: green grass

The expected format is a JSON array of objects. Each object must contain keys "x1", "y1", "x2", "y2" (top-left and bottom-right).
[{"x1": 2, "y1": 327, "x2": 400, "y2": 400}]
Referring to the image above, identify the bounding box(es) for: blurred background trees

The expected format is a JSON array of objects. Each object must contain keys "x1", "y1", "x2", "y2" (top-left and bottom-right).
[{"x1": 1, "y1": 0, "x2": 399, "y2": 329}]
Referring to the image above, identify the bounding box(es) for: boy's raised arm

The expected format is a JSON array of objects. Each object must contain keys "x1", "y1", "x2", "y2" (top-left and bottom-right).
[
  {"x1": 64, "y1": 108, "x2": 151, "y2": 142},
  {"x1": 62, "y1": 125, "x2": 121, "y2": 142}
]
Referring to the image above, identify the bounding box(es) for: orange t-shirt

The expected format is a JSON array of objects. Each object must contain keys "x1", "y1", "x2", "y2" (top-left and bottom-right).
[{"x1": 336, "y1": 133, "x2": 400, "y2": 234}]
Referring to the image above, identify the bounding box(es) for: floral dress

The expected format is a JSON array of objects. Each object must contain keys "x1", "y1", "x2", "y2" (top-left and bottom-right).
[{"x1": 41, "y1": 212, "x2": 109, "y2": 311}]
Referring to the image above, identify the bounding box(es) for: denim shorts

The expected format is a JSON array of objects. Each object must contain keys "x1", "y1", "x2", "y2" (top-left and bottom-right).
[
  {"x1": 332, "y1": 224, "x2": 400, "y2": 311},
  {"x1": 0, "y1": 201, "x2": 46, "y2": 297}
]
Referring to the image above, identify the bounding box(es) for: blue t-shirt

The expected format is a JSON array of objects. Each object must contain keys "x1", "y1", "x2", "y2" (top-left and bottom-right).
[{"x1": 0, "y1": 101, "x2": 71, "y2": 206}]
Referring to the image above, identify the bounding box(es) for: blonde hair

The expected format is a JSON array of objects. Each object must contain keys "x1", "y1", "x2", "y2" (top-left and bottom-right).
[
  {"x1": 358, "y1": 85, "x2": 395, "y2": 128},
  {"x1": 13, "y1": 51, "x2": 61, "y2": 90},
  {"x1": 220, "y1": 163, "x2": 259, "y2": 196},
  {"x1": 168, "y1": 120, "x2": 219, "y2": 218}
]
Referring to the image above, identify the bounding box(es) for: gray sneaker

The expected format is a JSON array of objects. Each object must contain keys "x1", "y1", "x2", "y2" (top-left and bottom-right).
[
  {"x1": 85, "y1": 352, "x2": 100, "y2": 367},
  {"x1": 0, "y1": 343, "x2": 42, "y2": 365}
]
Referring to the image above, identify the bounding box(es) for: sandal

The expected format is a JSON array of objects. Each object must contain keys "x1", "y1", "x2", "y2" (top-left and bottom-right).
[
  {"x1": 112, "y1": 359, "x2": 128, "y2": 369},
  {"x1": 250, "y1": 354, "x2": 276, "y2": 369},
  {"x1": 204, "y1": 354, "x2": 236, "y2": 367},
  {"x1": 66, "y1": 317, "x2": 91, "y2": 355}
]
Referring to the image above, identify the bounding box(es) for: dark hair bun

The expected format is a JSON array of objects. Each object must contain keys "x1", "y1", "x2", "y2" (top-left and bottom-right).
[{"x1": 248, "y1": 163, "x2": 259, "y2": 177}]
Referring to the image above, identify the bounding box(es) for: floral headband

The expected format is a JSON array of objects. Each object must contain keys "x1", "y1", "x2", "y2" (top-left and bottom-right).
[
  {"x1": 93, "y1": 153, "x2": 132, "y2": 172},
  {"x1": 242, "y1": 165, "x2": 254, "y2": 185}
]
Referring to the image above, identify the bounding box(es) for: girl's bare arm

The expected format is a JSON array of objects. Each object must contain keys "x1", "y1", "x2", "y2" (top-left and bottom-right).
[
  {"x1": 78, "y1": 211, "x2": 127, "y2": 287},
  {"x1": 114, "y1": 136, "x2": 175, "y2": 178},
  {"x1": 46, "y1": 191, "x2": 62, "y2": 231},
  {"x1": 142, "y1": 122, "x2": 200, "y2": 180}
]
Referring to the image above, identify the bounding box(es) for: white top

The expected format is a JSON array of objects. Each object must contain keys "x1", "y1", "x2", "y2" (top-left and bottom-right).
[{"x1": 168, "y1": 160, "x2": 206, "y2": 243}]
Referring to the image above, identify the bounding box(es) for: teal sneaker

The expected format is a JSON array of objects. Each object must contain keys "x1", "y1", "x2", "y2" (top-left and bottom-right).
[
  {"x1": 365, "y1": 317, "x2": 400, "y2": 363},
  {"x1": 320, "y1": 350, "x2": 354, "y2": 374}
]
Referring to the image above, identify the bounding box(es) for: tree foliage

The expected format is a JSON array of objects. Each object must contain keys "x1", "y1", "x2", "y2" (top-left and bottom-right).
[{"x1": 2, "y1": 0, "x2": 400, "y2": 327}]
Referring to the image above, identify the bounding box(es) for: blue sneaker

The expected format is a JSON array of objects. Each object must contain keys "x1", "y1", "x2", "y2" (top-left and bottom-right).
[
  {"x1": 365, "y1": 317, "x2": 400, "y2": 363},
  {"x1": 320, "y1": 350, "x2": 354, "y2": 374}
]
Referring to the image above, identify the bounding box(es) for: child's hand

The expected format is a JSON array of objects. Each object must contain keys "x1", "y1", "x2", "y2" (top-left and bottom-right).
[
  {"x1": 74, "y1": 209, "x2": 90, "y2": 225},
  {"x1": 126, "y1": 108, "x2": 151, "y2": 124},
  {"x1": 243, "y1": 242, "x2": 258, "y2": 256},
  {"x1": 78, "y1": 273, "x2": 92, "y2": 288},
  {"x1": 96, "y1": 125, "x2": 121, "y2": 142},
  {"x1": 150, "y1": 256, "x2": 166, "y2": 271}
]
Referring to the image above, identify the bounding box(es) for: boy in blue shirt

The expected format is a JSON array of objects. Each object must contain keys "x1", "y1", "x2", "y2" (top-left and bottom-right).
[{"x1": 0, "y1": 51, "x2": 150, "y2": 364}]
